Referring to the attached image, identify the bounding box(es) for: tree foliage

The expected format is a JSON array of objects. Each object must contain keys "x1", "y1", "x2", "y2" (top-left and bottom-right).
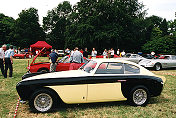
[
  {"x1": 63, "y1": 0, "x2": 147, "y2": 52},
  {"x1": 11, "y1": 8, "x2": 45, "y2": 48},
  {"x1": 0, "y1": 1, "x2": 175, "y2": 54},
  {"x1": 142, "y1": 35, "x2": 176, "y2": 54},
  {"x1": 43, "y1": 1, "x2": 72, "y2": 49},
  {"x1": 0, "y1": 13, "x2": 15, "y2": 45}
]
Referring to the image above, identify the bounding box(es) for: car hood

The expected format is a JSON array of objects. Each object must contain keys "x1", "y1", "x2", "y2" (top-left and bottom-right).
[
  {"x1": 22, "y1": 70, "x2": 90, "y2": 81},
  {"x1": 30, "y1": 47, "x2": 45, "y2": 65}
]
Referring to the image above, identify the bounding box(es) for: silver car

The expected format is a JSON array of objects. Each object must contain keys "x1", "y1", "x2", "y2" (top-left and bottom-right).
[
  {"x1": 139, "y1": 55, "x2": 176, "y2": 71},
  {"x1": 120, "y1": 54, "x2": 145, "y2": 64}
]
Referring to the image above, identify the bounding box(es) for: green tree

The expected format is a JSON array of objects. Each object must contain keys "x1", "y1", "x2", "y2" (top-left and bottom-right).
[
  {"x1": 0, "y1": 13, "x2": 15, "y2": 45},
  {"x1": 12, "y1": 8, "x2": 45, "y2": 48},
  {"x1": 142, "y1": 36, "x2": 176, "y2": 54},
  {"x1": 160, "y1": 19, "x2": 168, "y2": 36},
  {"x1": 43, "y1": 1, "x2": 72, "y2": 49},
  {"x1": 65, "y1": 0, "x2": 146, "y2": 51}
]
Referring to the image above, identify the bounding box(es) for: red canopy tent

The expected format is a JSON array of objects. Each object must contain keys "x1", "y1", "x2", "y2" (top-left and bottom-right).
[{"x1": 30, "y1": 41, "x2": 52, "y2": 56}]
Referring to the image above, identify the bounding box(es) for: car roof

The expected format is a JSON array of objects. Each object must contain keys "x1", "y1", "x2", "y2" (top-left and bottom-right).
[{"x1": 91, "y1": 58, "x2": 139, "y2": 66}]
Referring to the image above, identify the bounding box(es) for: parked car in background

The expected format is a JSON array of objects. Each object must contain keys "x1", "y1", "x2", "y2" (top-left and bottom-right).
[
  {"x1": 120, "y1": 53, "x2": 145, "y2": 64},
  {"x1": 139, "y1": 55, "x2": 176, "y2": 71},
  {"x1": 17, "y1": 59, "x2": 166, "y2": 113},
  {"x1": 13, "y1": 53, "x2": 30, "y2": 59},
  {"x1": 26, "y1": 48, "x2": 88, "y2": 73},
  {"x1": 142, "y1": 54, "x2": 155, "y2": 59},
  {"x1": 58, "y1": 50, "x2": 65, "y2": 57}
]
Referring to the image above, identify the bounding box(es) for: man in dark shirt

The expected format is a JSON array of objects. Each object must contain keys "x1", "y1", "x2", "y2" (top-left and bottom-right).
[
  {"x1": 49, "y1": 50, "x2": 59, "y2": 72},
  {"x1": 83, "y1": 48, "x2": 89, "y2": 58}
]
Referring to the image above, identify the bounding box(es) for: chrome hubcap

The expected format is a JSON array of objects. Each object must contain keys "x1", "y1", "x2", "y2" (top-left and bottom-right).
[
  {"x1": 156, "y1": 64, "x2": 161, "y2": 70},
  {"x1": 34, "y1": 93, "x2": 53, "y2": 112},
  {"x1": 133, "y1": 89, "x2": 147, "y2": 105}
]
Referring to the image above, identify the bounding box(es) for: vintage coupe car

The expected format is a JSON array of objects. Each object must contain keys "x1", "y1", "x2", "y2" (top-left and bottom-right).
[
  {"x1": 120, "y1": 53, "x2": 145, "y2": 64},
  {"x1": 16, "y1": 59, "x2": 166, "y2": 112},
  {"x1": 139, "y1": 55, "x2": 176, "y2": 71},
  {"x1": 28, "y1": 52, "x2": 88, "y2": 73}
]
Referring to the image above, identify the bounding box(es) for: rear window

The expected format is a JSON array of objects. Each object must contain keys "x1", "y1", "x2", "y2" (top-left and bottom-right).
[{"x1": 124, "y1": 64, "x2": 140, "y2": 74}]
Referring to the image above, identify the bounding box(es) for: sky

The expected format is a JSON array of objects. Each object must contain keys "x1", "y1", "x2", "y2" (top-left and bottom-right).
[{"x1": 0, "y1": 0, "x2": 176, "y2": 24}]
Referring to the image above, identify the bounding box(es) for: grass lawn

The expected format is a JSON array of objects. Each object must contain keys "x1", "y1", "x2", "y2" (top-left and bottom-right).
[{"x1": 0, "y1": 57, "x2": 176, "y2": 118}]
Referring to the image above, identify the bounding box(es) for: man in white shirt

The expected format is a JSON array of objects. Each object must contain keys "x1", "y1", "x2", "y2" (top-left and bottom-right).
[
  {"x1": 91, "y1": 48, "x2": 97, "y2": 58},
  {"x1": 0, "y1": 45, "x2": 6, "y2": 77},
  {"x1": 69, "y1": 47, "x2": 84, "y2": 70},
  {"x1": 110, "y1": 48, "x2": 114, "y2": 58},
  {"x1": 117, "y1": 49, "x2": 120, "y2": 56}
]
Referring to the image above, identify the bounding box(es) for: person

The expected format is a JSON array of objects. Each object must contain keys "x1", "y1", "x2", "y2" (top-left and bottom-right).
[
  {"x1": 83, "y1": 48, "x2": 89, "y2": 58},
  {"x1": 151, "y1": 51, "x2": 155, "y2": 56},
  {"x1": 65, "y1": 48, "x2": 70, "y2": 55},
  {"x1": 102, "y1": 49, "x2": 107, "y2": 58},
  {"x1": 35, "y1": 50, "x2": 39, "y2": 55},
  {"x1": 80, "y1": 49, "x2": 84, "y2": 54},
  {"x1": 69, "y1": 47, "x2": 84, "y2": 70},
  {"x1": 110, "y1": 48, "x2": 114, "y2": 58},
  {"x1": 108, "y1": 50, "x2": 111, "y2": 58},
  {"x1": 4, "y1": 45, "x2": 14, "y2": 78},
  {"x1": 17, "y1": 47, "x2": 21, "y2": 54},
  {"x1": 117, "y1": 49, "x2": 120, "y2": 56},
  {"x1": 91, "y1": 48, "x2": 97, "y2": 58},
  {"x1": 121, "y1": 50, "x2": 126, "y2": 57},
  {"x1": 49, "y1": 49, "x2": 59, "y2": 72},
  {"x1": 0, "y1": 45, "x2": 6, "y2": 77}
]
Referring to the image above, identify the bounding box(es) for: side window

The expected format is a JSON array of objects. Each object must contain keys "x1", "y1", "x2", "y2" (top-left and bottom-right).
[
  {"x1": 131, "y1": 55, "x2": 137, "y2": 58},
  {"x1": 96, "y1": 63, "x2": 124, "y2": 74},
  {"x1": 124, "y1": 64, "x2": 140, "y2": 74}
]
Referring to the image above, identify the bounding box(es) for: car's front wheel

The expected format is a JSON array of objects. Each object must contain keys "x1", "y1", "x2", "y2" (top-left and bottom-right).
[
  {"x1": 128, "y1": 86, "x2": 150, "y2": 106},
  {"x1": 154, "y1": 63, "x2": 162, "y2": 71},
  {"x1": 29, "y1": 89, "x2": 57, "y2": 113}
]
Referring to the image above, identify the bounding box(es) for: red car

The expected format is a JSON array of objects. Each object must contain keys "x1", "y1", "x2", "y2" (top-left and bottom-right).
[
  {"x1": 27, "y1": 49, "x2": 88, "y2": 73},
  {"x1": 13, "y1": 53, "x2": 30, "y2": 59}
]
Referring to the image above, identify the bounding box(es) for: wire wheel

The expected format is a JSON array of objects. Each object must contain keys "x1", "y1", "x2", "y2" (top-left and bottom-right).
[
  {"x1": 133, "y1": 89, "x2": 147, "y2": 106},
  {"x1": 34, "y1": 93, "x2": 53, "y2": 112}
]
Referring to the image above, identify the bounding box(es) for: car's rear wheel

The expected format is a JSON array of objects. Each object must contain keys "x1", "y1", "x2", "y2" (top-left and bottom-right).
[
  {"x1": 128, "y1": 86, "x2": 150, "y2": 106},
  {"x1": 154, "y1": 63, "x2": 162, "y2": 71},
  {"x1": 29, "y1": 89, "x2": 57, "y2": 113}
]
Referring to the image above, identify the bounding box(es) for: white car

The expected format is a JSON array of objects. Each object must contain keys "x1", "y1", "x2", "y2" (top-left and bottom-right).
[
  {"x1": 58, "y1": 50, "x2": 65, "y2": 57},
  {"x1": 139, "y1": 55, "x2": 176, "y2": 71},
  {"x1": 120, "y1": 54, "x2": 145, "y2": 64}
]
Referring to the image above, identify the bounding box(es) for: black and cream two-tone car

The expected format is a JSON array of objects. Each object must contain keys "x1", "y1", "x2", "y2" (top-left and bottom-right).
[{"x1": 16, "y1": 59, "x2": 166, "y2": 112}]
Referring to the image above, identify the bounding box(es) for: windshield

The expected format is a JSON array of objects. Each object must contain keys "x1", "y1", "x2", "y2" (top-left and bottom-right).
[
  {"x1": 58, "y1": 56, "x2": 69, "y2": 63},
  {"x1": 81, "y1": 61, "x2": 97, "y2": 73}
]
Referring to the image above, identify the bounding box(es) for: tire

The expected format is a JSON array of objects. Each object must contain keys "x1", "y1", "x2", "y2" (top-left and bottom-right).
[
  {"x1": 154, "y1": 63, "x2": 162, "y2": 71},
  {"x1": 29, "y1": 88, "x2": 58, "y2": 113},
  {"x1": 128, "y1": 86, "x2": 150, "y2": 106}
]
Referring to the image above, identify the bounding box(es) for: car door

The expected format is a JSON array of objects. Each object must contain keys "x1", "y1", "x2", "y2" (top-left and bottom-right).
[
  {"x1": 56, "y1": 57, "x2": 71, "y2": 71},
  {"x1": 87, "y1": 62, "x2": 126, "y2": 103},
  {"x1": 164, "y1": 56, "x2": 175, "y2": 67},
  {"x1": 48, "y1": 84, "x2": 87, "y2": 104},
  {"x1": 170, "y1": 56, "x2": 176, "y2": 67}
]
